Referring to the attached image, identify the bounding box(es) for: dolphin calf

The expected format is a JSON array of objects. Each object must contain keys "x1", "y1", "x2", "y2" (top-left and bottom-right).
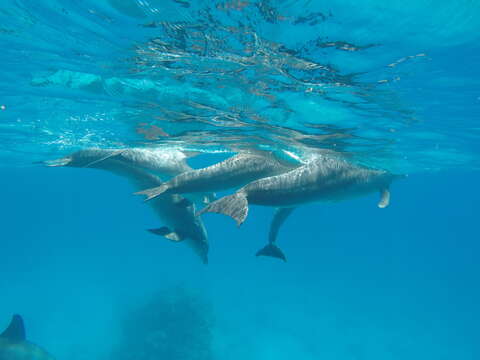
[
  {"x1": 198, "y1": 155, "x2": 402, "y2": 259},
  {"x1": 45, "y1": 148, "x2": 209, "y2": 264},
  {"x1": 0, "y1": 315, "x2": 54, "y2": 360},
  {"x1": 135, "y1": 151, "x2": 300, "y2": 201}
]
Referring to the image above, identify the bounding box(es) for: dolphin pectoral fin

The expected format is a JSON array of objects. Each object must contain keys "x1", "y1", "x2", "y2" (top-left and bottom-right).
[
  {"x1": 1, "y1": 314, "x2": 26, "y2": 342},
  {"x1": 134, "y1": 183, "x2": 170, "y2": 201},
  {"x1": 256, "y1": 244, "x2": 287, "y2": 262},
  {"x1": 378, "y1": 189, "x2": 390, "y2": 208},
  {"x1": 147, "y1": 227, "x2": 185, "y2": 242},
  {"x1": 148, "y1": 226, "x2": 171, "y2": 236},
  {"x1": 82, "y1": 149, "x2": 126, "y2": 168},
  {"x1": 196, "y1": 192, "x2": 249, "y2": 227},
  {"x1": 163, "y1": 232, "x2": 185, "y2": 242}
]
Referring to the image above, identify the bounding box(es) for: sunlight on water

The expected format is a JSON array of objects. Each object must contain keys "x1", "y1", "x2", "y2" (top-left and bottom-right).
[
  {"x1": 0, "y1": 1, "x2": 479, "y2": 360},
  {"x1": 0, "y1": 0, "x2": 479, "y2": 171}
]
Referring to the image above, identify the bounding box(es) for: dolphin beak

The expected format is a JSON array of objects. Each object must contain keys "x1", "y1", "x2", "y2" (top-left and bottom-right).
[{"x1": 43, "y1": 157, "x2": 72, "y2": 167}]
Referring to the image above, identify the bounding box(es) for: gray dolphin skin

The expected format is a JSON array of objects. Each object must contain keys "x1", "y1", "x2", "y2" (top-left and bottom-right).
[
  {"x1": 198, "y1": 155, "x2": 401, "y2": 258},
  {"x1": 135, "y1": 151, "x2": 300, "y2": 201},
  {"x1": 0, "y1": 315, "x2": 55, "y2": 360},
  {"x1": 44, "y1": 147, "x2": 193, "y2": 178},
  {"x1": 45, "y1": 148, "x2": 209, "y2": 264}
]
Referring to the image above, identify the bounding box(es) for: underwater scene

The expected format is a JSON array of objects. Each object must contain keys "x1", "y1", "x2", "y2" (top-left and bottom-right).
[{"x1": 1, "y1": 1, "x2": 479, "y2": 359}]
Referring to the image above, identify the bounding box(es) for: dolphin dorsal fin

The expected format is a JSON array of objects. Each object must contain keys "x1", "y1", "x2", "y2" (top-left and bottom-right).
[{"x1": 1, "y1": 315, "x2": 26, "y2": 342}]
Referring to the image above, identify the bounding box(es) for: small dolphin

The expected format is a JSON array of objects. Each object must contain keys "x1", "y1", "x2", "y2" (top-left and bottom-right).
[
  {"x1": 198, "y1": 155, "x2": 402, "y2": 259},
  {"x1": 45, "y1": 148, "x2": 209, "y2": 264},
  {"x1": 0, "y1": 315, "x2": 55, "y2": 360},
  {"x1": 135, "y1": 151, "x2": 300, "y2": 201}
]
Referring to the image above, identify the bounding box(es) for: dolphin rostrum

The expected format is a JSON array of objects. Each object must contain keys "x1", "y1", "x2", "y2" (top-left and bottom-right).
[
  {"x1": 135, "y1": 151, "x2": 300, "y2": 201},
  {"x1": 0, "y1": 315, "x2": 55, "y2": 360},
  {"x1": 44, "y1": 148, "x2": 209, "y2": 264},
  {"x1": 198, "y1": 155, "x2": 402, "y2": 259}
]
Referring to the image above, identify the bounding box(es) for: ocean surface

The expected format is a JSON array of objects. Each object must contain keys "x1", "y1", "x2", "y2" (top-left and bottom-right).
[{"x1": 1, "y1": 1, "x2": 479, "y2": 359}]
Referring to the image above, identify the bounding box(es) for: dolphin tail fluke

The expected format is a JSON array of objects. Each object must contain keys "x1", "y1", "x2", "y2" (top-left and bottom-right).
[
  {"x1": 256, "y1": 244, "x2": 287, "y2": 262},
  {"x1": 135, "y1": 183, "x2": 170, "y2": 201},
  {"x1": 196, "y1": 192, "x2": 248, "y2": 226}
]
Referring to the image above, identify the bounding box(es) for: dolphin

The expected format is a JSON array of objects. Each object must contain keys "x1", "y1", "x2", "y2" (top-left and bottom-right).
[
  {"x1": 135, "y1": 150, "x2": 300, "y2": 201},
  {"x1": 198, "y1": 155, "x2": 403, "y2": 259},
  {"x1": 44, "y1": 147, "x2": 195, "y2": 178},
  {"x1": 0, "y1": 315, "x2": 55, "y2": 360},
  {"x1": 44, "y1": 148, "x2": 209, "y2": 264}
]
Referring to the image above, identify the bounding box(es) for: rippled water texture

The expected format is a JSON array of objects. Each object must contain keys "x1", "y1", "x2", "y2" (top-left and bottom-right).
[
  {"x1": 1, "y1": 0, "x2": 479, "y2": 170},
  {"x1": 1, "y1": 2, "x2": 480, "y2": 359}
]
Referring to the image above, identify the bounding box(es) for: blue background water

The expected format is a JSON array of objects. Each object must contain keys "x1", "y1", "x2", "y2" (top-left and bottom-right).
[
  {"x1": 1, "y1": 0, "x2": 479, "y2": 359},
  {"x1": 1, "y1": 163, "x2": 479, "y2": 359}
]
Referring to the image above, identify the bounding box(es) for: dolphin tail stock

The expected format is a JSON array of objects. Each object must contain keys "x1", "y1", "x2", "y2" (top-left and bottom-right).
[
  {"x1": 378, "y1": 188, "x2": 390, "y2": 208},
  {"x1": 256, "y1": 244, "x2": 287, "y2": 262},
  {"x1": 196, "y1": 192, "x2": 249, "y2": 226},
  {"x1": 134, "y1": 183, "x2": 170, "y2": 201},
  {"x1": 269, "y1": 207, "x2": 296, "y2": 244}
]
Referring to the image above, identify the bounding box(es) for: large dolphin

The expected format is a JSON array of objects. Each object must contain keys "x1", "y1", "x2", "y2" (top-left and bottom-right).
[
  {"x1": 135, "y1": 151, "x2": 300, "y2": 201},
  {"x1": 45, "y1": 148, "x2": 209, "y2": 264},
  {"x1": 198, "y1": 155, "x2": 403, "y2": 260},
  {"x1": 0, "y1": 315, "x2": 54, "y2": 360}
]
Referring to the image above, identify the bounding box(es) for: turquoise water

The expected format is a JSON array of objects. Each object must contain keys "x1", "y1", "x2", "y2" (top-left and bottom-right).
[{"x1": 0, "y1": 1, "x2": 479, "y2": 359}]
